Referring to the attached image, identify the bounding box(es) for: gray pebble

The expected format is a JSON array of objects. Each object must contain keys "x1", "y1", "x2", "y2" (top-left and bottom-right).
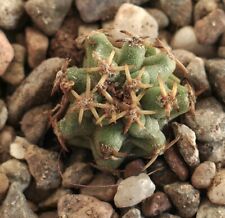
[
  {"x1": 0, "y1": 100, "x2": 8, "y2": 131},
  {"x1": 25, "y1": 0, "x2": 72, "y2": 36},
  {"x1": 172, "y1": 49, "x2": 196, "y2": 67},
  {"x1": 191, "y1": 161, "x2": 216, "y2": 189},
  {"x1": 164, "y1": 182, "x2": 200, "y2": 218},
  {"x1": 147, "y1": 8, "x2": 169, "y2": 29},
  {"x1": 185, "y1": 97, "x2": 225, "y2": 142},
  {"x1": 205, "y1": 59, "x2": 225, "y2": 103},
  {"x1": 0, "y1": 0, "x2": 25, "y2": 30}
]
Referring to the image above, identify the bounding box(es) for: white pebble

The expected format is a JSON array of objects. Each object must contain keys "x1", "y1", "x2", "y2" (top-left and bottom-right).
[
  {"x1": 114, "y1": 173, "x2": 155, "y2": 208},
  {"x1": 0, "y1": 100, "x2": 8, "y2": 131}
]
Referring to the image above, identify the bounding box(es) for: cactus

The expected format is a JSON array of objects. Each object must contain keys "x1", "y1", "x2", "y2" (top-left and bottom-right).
[{"x1": 52, "y1": 30, "x2": 193, "y2": 170}]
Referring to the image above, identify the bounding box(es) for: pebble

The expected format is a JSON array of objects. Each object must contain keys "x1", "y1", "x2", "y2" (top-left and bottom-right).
[
  {"x1": 58, "y1": 194, "x2": 114, "y2": 218},
  {"x1": 0, "y1": 31, "x2": 14, "y2": 76},
  {"x1": 218, "y1": 46, "x2": 225, "y2": 58},
  {"x1": 0, "y1": 0, "x2": 25, "y2": 30},
  {"x1": 171, "y1": 26, "x2": 216, "y2": 57},
  {"x1": 185, "y1": 97, "x2": 225, "y2": 142},
  {"x1": 172, "y1": 122, "x2": 200, "y2": 167},
  {"x1": 191, "y1": 161, "x2": 216, "y2": 189},
  {"x1": 111, "y1": 3, "x2": 158, "y2": 43},
  {"x1": 207, "y1": 169, "x2": 225, "y2": 205},
  {"x1": 196, "y1": 200, "x2": 225, "y2": 218},
  {"x1": 39, "y1": 211, "x2": 58, "y2": 218},
  {"x1": 50, "y1": 14, "x2": 83, "y2": 65},
  {"x1": 186, "y1": 57, "x2": 210, "y2": 94},
  {"x1": 205, "y1": 59, "x2": 225, "y2": 103},
  {"x1": 164, "y1": 182, "x2": 200, "y2": 218},
  {"x1": 0, "y1": 100, "x2": 8, "y2": 131},
  {"x1": 0, "y1": 182, "x2": 38, "y2": 218},
  {"x1": 142, "y1": 191, "x2": 171, "y2": 217},
  {"x1": 124, "y1": 159, "x2": 145, "y2": 178},
  {"x1": 80, "y1": 173, "x2": 117, "y2": 202},
  {"x1": 122, "y1": 208, "x2": 142, "y2": 218},
  {"x1": 62, "y1": 162, "x2": 93, "y2": 188},
  {"x1": 7, "y1": 57, "x2": 64, "y2": 124},
  {"x1": 194, "y1": 9, "x2": 225, "y2": 45},
  {"x1": 194, "y1": 0, "x2": 218, "y2": 22},
  {"x1": 160, "y1": 0, "x2": 192, "y2": 27},
  {"x1": 25, "y1": 144, "x2": 62, "y2": 190},
  {"x1": 146, "y1": 8, "x2": 169, "y2": 29},
  {"x1": 20, "y1": 104, "x2": 52, "y2": 144},
  {"x1": 0, "y1": 159, "x2": 31, "y2": 191},
  {"x1": 0, "y1": 172, "x2": 9, "y2": 200},
  {"x1": 114, "y1": 173, "x2": 155, "y2": 208},
  {"x1": 75, "y1": 0, "x2": 147, "y2": 23},
  {"x1": 1, "y1": 44, "x2": 26, "y2": 86},
  {"x1": 172, "y1": 49, "x2": 196, "y2": 67},
  {"x1": 25, "y1": 0, "x2": 72, "y2": 36},
  {"x1": 26, "y1": 27, "x2": 49, "y2": 68},
  {"x1": 164, "y1": 147, "x2": 189, "y2": 181},
  {"x1": 159, "y1": 213, "x2": 181, "y2": 218},
  {"x1": 39, "y1": 188, "x2": 72, "y2": 208}
]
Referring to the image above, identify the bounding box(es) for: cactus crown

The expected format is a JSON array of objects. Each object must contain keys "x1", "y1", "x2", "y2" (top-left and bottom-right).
[{"x1": 53, "y1": 30, "x2": 193, "y2": 170}]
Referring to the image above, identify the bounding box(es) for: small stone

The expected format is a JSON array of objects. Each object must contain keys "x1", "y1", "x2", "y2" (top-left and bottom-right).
[
  {"x1": 159, "y1": 213, "x2": 181, "y2": 218},
  {"x1": 114, "y1": 173, "x2": 155, "y2": 208},
  {"x1": 75, "y1": 0, "x2": 148, "y2": 23},
  {"x1": 218, "y1": 46, "x2": 225, "y2": 58},
  {"x1": 196, "y1": 200, "x2": 225, "y2": 218},
  {"x1": 62, "y1": 162, "x2": 93, "y2": 188},
  {"x1": 205, "y1": 59, "x2": 225, "y2": 103},
  {"x1": 146, "y1": 8, "x2": 169, "y2": 29},
  {"x1": 124, "y1": 159, "x2": 145, "y2": 178},
  {"x1": 0, "y1": 0, "x2": 25, "y2": 30},
  {"x1": 160, "y1": 0, "x2": 192, "y2": 27},
  {"x1": 0, "y1": 100, "x2": 8, "y2": 131},
  {"x1": 122, "y1": 208, "x2": 142, "y2": 218},
  {"x1": 0, "y1": 31, "x2": 14, "y2": 76},
  {"x1": 164, "y1": 182, "x2": 200, "y2": 218},
  {"x1": 7, "y1": 58, "x2": 64, "y2": 124},
  {"x1": 185, "y1": 97, "x2": 225, "y2": 142},
  {"x1": 172, "y1": 122, "x2": 200, "y2": 167},
  {"x1": 26, "y1": 27, "x2": 49, "y2": 68},
  {"x1": 0, "y1": 183, "x2": 38, "y2": 218},
  {"x1": 39, "y1": 188, "x2": 72, "y2": 208},
  {"x1": 111, "y1": 3, "x2": 158, "y2": 43},
  {"x1": 0, "y1": 159, "x2": 31, "y2": 191},
  {"x1": 172, "y1": 49, "x2": 196, "y2": 67},
  {"x1": 25, "y1": 0, "x2": 72, "y2": 36},
  {"x1": 142, "y1": 191, "x2": 171, "y2": 217},
  {"x1": 39, "y1": 211, "x2": 58, "y2": 218},
  {"x1": 0, "y1": 173, "x2": 9, "y2": 200},
  {"x1": 186, "y1": 57, "x2": 210, "y2": 94},
  {"x1": 194, "y1": 9, "x2": 225, "y2": 44},
  {"x1": 194, "y1": 0, "x2": 218, "y2": 22},
  {"x1": 25, "y1": 144, "x2": 62, "y2": 190},
  {"x1": 208, "y1": 169, "x2": 225, "y2": 205},
  {"x1": 50, "y1": 14, "x2": 83, "y2": 65},
  {"x1": 58, "y1": 194, "x2": 114, "y2": 218},
  {"x1": 191, "y1": 161, "x2": 216, "y2": 189},
  {"x1": 171, "y1": 26, "x2": 216, "y2": 57},
  {"x1": 1, "y1": 44, "x2": 26, "y2": 86},
  {"x1": 164, "y1": 147, "x2": 189, "y2": 181},
  {"x1": 80, "y1": 173, "x2": 117, "y2": 202},
  {"x1": 20, "y1": 104, "x2": 52, "y2": 144}
]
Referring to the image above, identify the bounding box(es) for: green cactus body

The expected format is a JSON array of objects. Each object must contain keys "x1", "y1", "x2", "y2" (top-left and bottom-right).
[{"x1": 55, "y1": 31, "x2": 193, "y2": 170}]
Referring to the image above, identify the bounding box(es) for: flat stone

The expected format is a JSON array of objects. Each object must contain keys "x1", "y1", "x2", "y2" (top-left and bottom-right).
[
  {"x1": 0, "y1": 31, "x2": 14, "y2": 76},
  {"x1": 75, "y1": 0, "x2": 148, "y2": 22},
  {"x1": 160, "y1": 0, "x2": 192, "y2": 27},
  {"x1": 58, "y1": 194, "x2": 114, "y2": 218},
  {"x1": 111, "y1": 3, "x2": 158, "y2": 43},
  {"x1": 208, "y1": 169, "x2": 225, "y2": 205},
  {"x1": 0, "y1": 0, "x2": 25, "y2": 30},
  {"x1": 185, "y1": 97, "x2": 225, "y2": 142},
  {"x1": 194, "y1": 9, "x2": 225, "y2": 44},
  {"x1": 191, "y1": 161, "x2": 216, "y2": 189},
  {"x1": 1, "y1": 44, "x2": 26, "y2": 86},
  {"x1": 7, "y1": 57, "x2": 64, "y2": 124},
  {"x1": 114, "y1": 173, "x2": 155, "y2": 208},
  {"x1": 25, "y1": 0, "x2": 72, "y2": 36},
  {"x1": 164, "y1": 182, "x2": 200, "y2": 218},
  {"x1": 0, "y1": 100, "x2": 8, "y2": 131},
  {"x1": 26, "y1": 27, "x2": 49, "y2": 68}
]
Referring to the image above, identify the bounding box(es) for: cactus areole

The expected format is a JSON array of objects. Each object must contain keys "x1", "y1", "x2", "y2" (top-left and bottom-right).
[{"x1": 52, "y1": 31, "x2": 193, "y2": 170}]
